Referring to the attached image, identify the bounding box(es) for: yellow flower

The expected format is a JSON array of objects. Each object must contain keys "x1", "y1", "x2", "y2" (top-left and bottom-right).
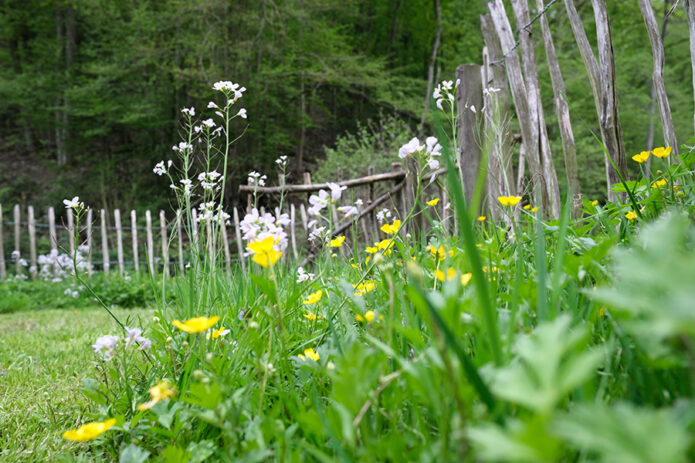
[
  {"x1": 476, "y1": 243, "x2": 483, "y2": 248},
  {"x1": 138, "y1": 380, "x2": 177, "y2": 410},
  {"x1": 376, "y1": 239, "x2": 395, "y2": 256},
  {"x1": 63, "y1": 419, "x2": 116, "y2": 442},
  {"x1": 632, "y1": 151, "x2": 650, "y2": 163},
  {"x1": 303, "y1": 289, "x2": 323, "y2": 305},
  {"x1": 365, "y1": 245, "x2": 378, "y2": 254},
  {"x1": 426, "y1": 198, "x2": 440, "y2": 207},
  {"x1": 531, "y1": 207, "x2": 538, "y2": 212},
  {"x1": 497, "y1": 196, "x2": 522, "y2": 207},
  {"x1": 652, "y1": 179, "x2": 667, "y2": 188},
  {"x1": 435, "y1": 268, "x2": 457, "y2": 282},
  {"x1": 477, "y1": 216, "x2": 486, "y2": 222},
  {"x1": 353, "y1": 281, "x2": 376, "y2": 296},
  {"x1": 247, "y1": 236, "x2": 283, "y2": 268},
  {"x1": 172, "y1": 316, "x2": 220, "y2": 334},
  {"x1": 652, "y1": 146, "x2": 671, "y2": 158},
  {"x1": 591, "y1": 200, "x2": 598, "y2": 206},
  {"x1": 625, "y1": 211, "x2": 638, "y2": 221},
  {"x1": 356, "y1": 310, "x2": 375, "y2": 323},
  {"x1": 206, "y1": 326, "x2": 229, "y2": 340},
  {"x1": 303, "y1": 313, "x2": 318, "y2": 321},
  {"x1": 482, "y1": 266, "x2": 499, "y2": 273},
  {"x1": 461, "y1": 273, "x2": 472, "y2": 286},
  {"x1": 328, "y1": 236, "x2": 345, "y2": 248},
  {"x1": 523, "y1": 204, "x2": 530, "y2": 210},
  {"x1": 380, "y1": 219, "x2": 401, "y2": 235},
  {"x1": 298, "y1": 348, "x2": 320, "y2": 362},
  {"x1": 427, "y1": 245, "x2": 453, "y2": 260}
]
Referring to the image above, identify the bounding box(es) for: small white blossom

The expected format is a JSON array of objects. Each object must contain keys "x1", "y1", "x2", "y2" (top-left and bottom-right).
[
  {"x1": 153, "y1": 161, "x2": 167, "y2": 176},
  {"x1": 297, "y1": 266, "x2": 315, "y2": 283},
  {"x1": 376, "y1": 208, "x2": 392, "y2": 223},
  {"x1": 202, "y1": 118, "x2": 215, "y2": 128},
  {"x1": 237, "y1": 108, "x2": 247, "y2": 119},
  {"x1": 181, "y1": 107, "x2": 195, "y2": 116},
  {"x1": 63, "y1": 196, "x2": 83, "y2": 210},
  {"x1": 91, "y1": 335, "x2": 119, "y2": 361},
  {"x1": 326, "y1": 182, "x2": 347, "y2": 201}
]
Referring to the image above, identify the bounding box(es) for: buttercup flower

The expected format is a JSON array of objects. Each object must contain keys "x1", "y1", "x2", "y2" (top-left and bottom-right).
[
  {"x1": 63, "y1": 418, "x2": 116, "y2": 442},
  {"x1": 329, "y1": 236, "x2": 346, "y2": 248},
  {"x1": 137, "y1": 381, "x2": 177, "y2": 410},
  {"x1": 632, "y1": 151, "x2": 650, "y2": 163},
  {"x1": 435, "y1": 268, "x2": 457, "y2": 282},
  {"x1": 207, "y1": 326, "x2": 230, "y2": 340},
  {"x1": 652, "y1": 179, "x2": 667, "y2": 188},
  {"x1": 477, "y1": 216, "x2": 486, "y2": 222},
  {"x1": 172, "y1": 316, "x2": 220, "y2": 334},
  {"x1": 652, "y1": 146, "x2": 671, "y2": 158},
  {"x1": 298, "y1": 348, "x2": 320, "y2": 362},
  {"x1": 303, "y1": 289, "x2": 323, "y2": 305},
  {"x1": 247, "y1": 236, "x2": 283, "y2": 268},
  {"x1": 353, "y1": 280, "x2": 376, "y2": 296},
  {"x1": 426, "y1": 198, "x2": 440, "y2": 207},
  {"x1": 625, "y1": 211, "x2": 638, "y2": 221},
  {"x1": 498, "y1": 196, "x2": 522, "y2": 207},
  {"x1": 461, "y1": 273, "x2": 472, "y2": 286},
  {"x1": 356, "y1": 310, "x2": 375, "y2": 323},
  {"x1": 380, "y1": 220, "x2": 401, "y2": 235}
]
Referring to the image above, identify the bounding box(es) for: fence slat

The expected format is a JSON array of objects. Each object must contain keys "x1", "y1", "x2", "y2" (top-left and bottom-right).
[
  {"x1": 160, "y1": 210, "x2": 169, "y2": 278},
  {"x1": 28, "y1": 206, "x2": 37, "y2": 280},
  {"x1": 101, "y1": 209, "x2": 109, "y2": 276},
  {"x1": 48, "y1": 206, "x2": 58, "y2": 278},
  {"x1": 299, "y1": 204, "x2": 308, "y2": 232},
  {"x1": 86, "y1": 208, "x2": 93, "y2": 277},
  {"x1": 290, "y1": 203, "x2": 298, "y2": 260},
  {"x1": 233, "y1": 207, "x2": 245, "y2": 273},
  {"x1": 221, "y1": 219, "x2": 231, "y2": 277},
  {"x1": 67, "y1": 208, "x2": 75, "y2": 256},
  {"x1": 114, "y1": 209, "x2": 124, "y2": 276},
  {"x1": 146, "y1": 210, "x2": 154, "y2": 277},
  {"x1": 176, "y1": 209, "x2": 184, "y2": 273},
  {"x1": 0, "y1": 204, "x2": 5, "y2": 279},
  {"x1": 13, "y1": 205, "x2": 20, "y2": 274},
  {"x1": 131, "y1": 210, "x2": 139, "y2": 273},
  {"x1": 191, "y1": 208, "x2": 198, "y2": 253}
]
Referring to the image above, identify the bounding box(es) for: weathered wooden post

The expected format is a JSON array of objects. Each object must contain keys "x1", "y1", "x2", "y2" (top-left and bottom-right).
[
  {"x1": 176, "y1": 209, "x2": 184, "y2": 273},
  {"x1": 456, "y1": 64, "x2": 484, "y2": 212},
  {"x1": 114, "y1": 209, "x2": 124, "y2": 276},
  {"x1": 86, "y1": 208, "x2": 93, "y2": 277},
  {"x1": 100, "y1": 209, "x2": 109, "y2": 276},
  {"x1": 145, "y1": 210, "x2": 154, "y2": 277},
  {"x1": 290, "y1": 203, "x2": 298, "y2": 260},
  {"x1": 13, "y1": 205, "x2": 20, "y2": 274},
  {"x1": 28, "y1": 206, "x2": 37, "y2": 280},
  {"x1": 66, "y1": 208, "x2": 75, "y2": 256},
  {"x1": 233, "y1": 207, "x2": 246, "y2": 273},
  {"x1": 48, "y1": 206, "x2": 58, "y2": 278},
  {"x1": 160, "y1": 210, "x2": 169, "y2": 278},
  {"x1": 131, "y1": 210, "x2": 139, "y2": 273}
]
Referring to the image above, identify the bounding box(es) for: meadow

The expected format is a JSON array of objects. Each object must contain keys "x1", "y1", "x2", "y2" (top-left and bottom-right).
[{"x1": 2, "y1": 79, "x2": 694, "y2": 463}]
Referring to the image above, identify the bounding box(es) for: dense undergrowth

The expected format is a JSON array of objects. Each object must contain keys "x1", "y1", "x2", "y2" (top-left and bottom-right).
[{"x1": 46, "y1": 81, "x2": 695, "y2": 462}]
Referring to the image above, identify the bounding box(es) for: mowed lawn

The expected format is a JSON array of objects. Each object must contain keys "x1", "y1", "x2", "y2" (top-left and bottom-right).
[{"x1": 0, "y1": 307, "x2": 153, "y2": 462}]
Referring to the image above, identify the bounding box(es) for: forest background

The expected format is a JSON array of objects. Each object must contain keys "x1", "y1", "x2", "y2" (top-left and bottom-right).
[{"x1": 1, "y1": 0, "x2": 693, "y2": 212}]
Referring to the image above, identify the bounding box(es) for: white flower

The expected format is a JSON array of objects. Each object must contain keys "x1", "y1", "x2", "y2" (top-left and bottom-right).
[
  {"x1": 470, "y1": 105, "x2": 476, "y2": 113},
  {"x1": 326, "y1": 182, "x2": 347, "y2": 201},
  {"x1": 179, "y1": 179, "x2": 193, "y2": 196},
  {"x1": 91, "y1": 335, "x2": 119, "y2": 361},
  {"x1": 398, "y1": 137, "x2": 423, "y2": 159},
  {"x1": 11, "y1": 250, "x2": 20, "y2": 261},
  {"x1": 376, "y1": 208, "x2": 392, "y2": 223},
  {"x1": 202, "y1": 118, "x2": 216, "y2": 128},
  {"x1": 237, "y1": 108, "x2": 247, "y2": 119},
  {"x1": 63, "y1": 196, "x2": 83, "y2": 210},
  {"x1": 172, "y1": 141, "x2": 193, "y2": 152},
  {"x1": 275, "y1": 155, "x2": 288, "y2": 167},
  {"x1": 297, "y1": 266, "x2": 315, "y2": 283},
  {"x1": 198, "y1": 171, "x2": 222, "y2": 191},
  {"x1": 207, "y1": 101, "x2": 219, "y2": 109},
  {"x1": 124, "y1": 327, "x2": 151, "y2": 350},
  {"x1": 247, "y1": 171, "x2": 267, "y2": 187},
  {"x1": 308, "y1": 190, "x2": 330, "y2": 215},
  {"x1": 181, "y1": 107, "x2": 195, "y2": 116},
  {"x1": 338, "y1": 205, "x2": 359, "y2": 217},
  {"x1": 153, "y1": 161, "x2": 167, "y2": 176}
]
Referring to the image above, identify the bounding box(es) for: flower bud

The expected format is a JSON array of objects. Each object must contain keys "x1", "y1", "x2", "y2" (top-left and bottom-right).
[
  {"x1": 152, "y1": 316, "x2": 160, "y2": 323},
  {"x1": 166, "y1": 336, "x2": 173, "y2": 343},
  {"x1": 249, "y1": 321, "x2": 259, "y2": 330},
  {"x1": 192, "y1": 370, "x2": 204, "y2": 381}
]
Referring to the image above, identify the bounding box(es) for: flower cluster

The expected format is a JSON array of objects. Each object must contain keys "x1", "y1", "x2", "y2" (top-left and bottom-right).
[
  {"x1": 248, "y1": 171, "x2": 267, "y2": 187},
  {"x1": 212, "y1": 81, "x2": 246, "y2": 101},
  {"x1": 197, "y1": 171, "x2": 222, "y2": 191},
  {"x1": 297, "y1": 266, "x2": 315, "y2": 282},
  {"x1": 240, "y1": 208, "x2": 289, "y2": 251},
  {"x1": 37, "y1": 247, "x2": 90, "y2": 282},
  {"x1": 153, "y1": 160, "x2": 173, "y2": 176},
  {"x1": 91, "y1": 327, "x2": 151, "y2": 361},
  {"x1": 398, "y1": 136, "x2": 442, "y2": 170},
  {"x1": 433, "y1": 79, "x2": 460, "y2": 110}
]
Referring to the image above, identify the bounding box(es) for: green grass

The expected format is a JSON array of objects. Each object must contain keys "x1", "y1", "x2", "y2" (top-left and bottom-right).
[{"x1": 0, "y1": 307, "x2": 153, "y2": 462}]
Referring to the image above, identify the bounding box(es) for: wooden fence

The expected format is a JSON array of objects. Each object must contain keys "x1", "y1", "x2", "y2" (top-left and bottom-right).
[{"x1": 0, "y1": 162, "x2": 448, "y2": 280}]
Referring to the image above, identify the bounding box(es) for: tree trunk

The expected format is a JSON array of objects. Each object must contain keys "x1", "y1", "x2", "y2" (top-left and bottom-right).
[
  {"x1": 488, "y1": 0, "x2": 547, "y2": 211},
  {"x1": 592, "y1": 0, "x2": 629, "y2": 199},
  {"x1": 685, "y1": 0, "x2": 695, "y2": 134},
  {"x1": 537, "y1": 0, "x2": 581, "y2": 217},
  {"x1": 511, "y1": 0, "x2": 560, "y2": 218},
  {"x1": 419, "y1": 0, "x2": 442, "y2": 139},
  {"x1": 639, "y1": 0, "x2": 679, "y2": 160}
]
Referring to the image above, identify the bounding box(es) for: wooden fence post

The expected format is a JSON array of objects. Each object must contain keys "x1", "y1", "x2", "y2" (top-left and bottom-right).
[
  {"x1": 13, "y1": 204, "x2": 20, "y2": 274},
  {"x1": 221, "y1": 218, "x2": 231, "y2": 277},
  {"x1": 176, "y1": 209, "x2": 184, "y2": 273},
  {"x1": 456, "y1": 64, "x2": 484, "y2": 210},
  {"x1": 48, "y1": 206, "x2": 58, "y2": 278},
  {"x1": 101, "y1": 209, "x2": 109, "y2": 276},
  {"x1": 131, "y1": 210, "x2": 139, "y2": 273},
  {"x1": 0, "y1": 204, "x2": 5, "y2": 279},
  {"x1": 160, "y1": 210, "x2": 169, "y2": 278},
  {"x1": 146, "y1": 210, "x2": 154, "y2": 277},
  {"x1": 86, "y1": 208, "x2": 93, "y2": 277},
  {"x1": 114, "y1": 209, "x2": 124, "y2": 276},
  {"x1": 191, "y1": 208, "x2": 198, "y2": 254},
  {"x1": 233, "y1": 207, "x2": 246, "y2": 273},
  {"x1": 67, "y1": 208, "x2": 75, "y2": 256},
  {"x1": 367, "y1": 165, "x2": 379, "y2": 241},
  {"x1": 290, "y1": 203, "x2": 298, "y2": 260},
  {"x1": 28, "y1": 206, "x2": 37, "y2": 279}
]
